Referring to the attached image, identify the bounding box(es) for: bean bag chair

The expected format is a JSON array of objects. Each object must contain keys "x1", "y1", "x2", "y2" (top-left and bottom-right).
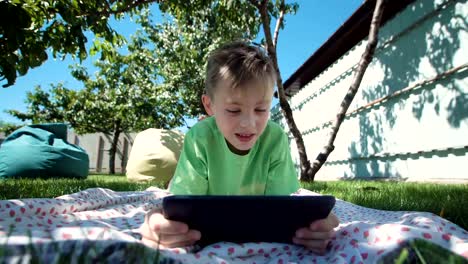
[
  {"x1": 126, "y1": 129, "x2": 184, "y2": 186},
  {"x1": 0, "y1": 123, "x2": 89, "y2": 179}
]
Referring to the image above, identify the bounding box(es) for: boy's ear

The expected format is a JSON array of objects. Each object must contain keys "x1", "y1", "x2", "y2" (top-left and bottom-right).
[{"x1": 202, "y1": 94, "x2": 214, "y2": 116}]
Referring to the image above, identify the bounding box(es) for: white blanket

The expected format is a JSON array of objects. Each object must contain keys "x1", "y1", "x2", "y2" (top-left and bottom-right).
[{"x1": 0, "y1": 187, "x2": 466, "y2": 263}]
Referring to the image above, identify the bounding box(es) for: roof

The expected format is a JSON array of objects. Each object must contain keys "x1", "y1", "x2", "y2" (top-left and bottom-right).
[{"x1": 281, "y1": 0, "x2": 416, "y2": 96}]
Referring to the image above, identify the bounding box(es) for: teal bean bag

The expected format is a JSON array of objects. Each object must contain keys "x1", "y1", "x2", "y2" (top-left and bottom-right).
[{"x1": 0, "y1": 123, "x2": 89, "y2": 179}]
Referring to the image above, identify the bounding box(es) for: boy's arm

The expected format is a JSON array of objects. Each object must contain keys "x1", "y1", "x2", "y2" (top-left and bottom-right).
[
  {"x1": 265, "y1": 132, "x2": 300, "y2": 195},
  {"x1": 168, "y1": 133, "x2": 208, "y2": 195}
]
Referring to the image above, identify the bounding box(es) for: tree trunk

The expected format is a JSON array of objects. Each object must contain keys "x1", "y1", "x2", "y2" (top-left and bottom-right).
[
  {"x1": 309, "y1": 0, "x2": 386, "y2": 180},
  {"x1": 109, "y1": 121, "x2": 121, "y2": 175},
  {"x1": 256, "y1": 0, "x2": 312, "y2": 181}
]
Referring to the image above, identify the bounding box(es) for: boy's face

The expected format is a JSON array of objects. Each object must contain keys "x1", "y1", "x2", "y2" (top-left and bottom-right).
[{"x1": 202, "y1": 81, "x2": 273, "y2": 155}]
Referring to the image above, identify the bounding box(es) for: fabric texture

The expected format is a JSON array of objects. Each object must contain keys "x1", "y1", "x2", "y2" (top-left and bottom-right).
[
  {"x1": 0, "y1": 123, "x2": 89, "y2": 179},
  {"x1": 169, "y1": 117, "x2": 300, "y2": 195},
  {"x1": 126, "y1": 129, "x2": 184, "y2": 185},
  {"x1": 0, "y1": 187, "x2": 467, "y2": 263}
]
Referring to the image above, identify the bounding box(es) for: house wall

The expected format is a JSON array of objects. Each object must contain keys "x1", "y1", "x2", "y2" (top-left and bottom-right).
[{"x1": 272, "y1": 0, "x2": 468, "y2": 182}]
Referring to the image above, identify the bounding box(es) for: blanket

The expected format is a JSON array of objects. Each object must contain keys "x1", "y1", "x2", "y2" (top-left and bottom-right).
[{"x1": 0, "y1": 187, "x2": 467, "y2": 263}]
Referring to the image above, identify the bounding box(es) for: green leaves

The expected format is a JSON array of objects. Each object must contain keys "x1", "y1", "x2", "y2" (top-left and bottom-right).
[
  {"x1": 139, "y1": 0, "x2": 262, "y2": 117},
  {"x1": 0, "y1": 0, "x2": 158, "y2": 88},
  {"x1": 0, "y1": 120, "x2": 23, "y2": 136},
  {"x1": 7, "y1": 31, "x2": 187, "y2": 135}
]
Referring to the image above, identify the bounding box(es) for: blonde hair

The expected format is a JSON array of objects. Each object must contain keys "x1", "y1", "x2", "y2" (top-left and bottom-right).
[{"x1": 205, "y1": 41, "x2": 276, "y2": 99}]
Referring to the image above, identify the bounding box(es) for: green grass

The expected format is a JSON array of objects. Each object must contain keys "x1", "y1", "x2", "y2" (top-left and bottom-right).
[
  {"x1": 0, "y1": 174, "x2": 165, "y2": 200},
  {"x1": 1, "y1": 177, "x2": 466, "y2": 230},
  {"x1": 302, "y1": 180, "x2": 468, "y2": 230},
  {"x1": 378, "y1": 239, "x2": 468, "y2": 264}
]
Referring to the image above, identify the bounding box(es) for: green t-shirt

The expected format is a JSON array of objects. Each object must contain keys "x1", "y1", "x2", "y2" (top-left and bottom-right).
[{"x1": 168, "y1": 117, "x2": 300, "y2": 195}]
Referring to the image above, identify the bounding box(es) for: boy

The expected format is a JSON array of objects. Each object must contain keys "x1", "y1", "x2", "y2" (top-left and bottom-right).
[{"x1": 140, "y1": 42, "x2": 338, "y2": 254}]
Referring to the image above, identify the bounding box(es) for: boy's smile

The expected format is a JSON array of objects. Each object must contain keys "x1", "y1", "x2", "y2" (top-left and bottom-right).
[{"x1": 202, "y1": 81, "x2": 274, "y2": 155}]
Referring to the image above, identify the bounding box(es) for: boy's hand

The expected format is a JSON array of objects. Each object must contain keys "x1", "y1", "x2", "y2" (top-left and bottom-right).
[
  {"x1": 293, "y1": 212, "x2": 339, "y2": 255},
  {"x1": 140, "y1": 209, "x2": 201, "y2": 249}
]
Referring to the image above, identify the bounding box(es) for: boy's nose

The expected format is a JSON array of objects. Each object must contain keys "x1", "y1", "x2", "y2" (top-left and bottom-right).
[{"x1": 240, "y1": 113, "x2": 256, "y2": 128}]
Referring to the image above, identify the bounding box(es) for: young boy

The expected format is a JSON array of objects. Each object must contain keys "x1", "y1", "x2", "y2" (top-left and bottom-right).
[{"x1": 140, "y1": 41, "x2": 338, "y2": 254}]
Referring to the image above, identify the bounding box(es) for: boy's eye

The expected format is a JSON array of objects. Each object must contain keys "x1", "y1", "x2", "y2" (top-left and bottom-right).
[
  {"x1": 226, "y1": 109, "x2": 240, "y2": 114},
  {"x1": 255, "y1": 109, "x2": 267, "y2": 112}
]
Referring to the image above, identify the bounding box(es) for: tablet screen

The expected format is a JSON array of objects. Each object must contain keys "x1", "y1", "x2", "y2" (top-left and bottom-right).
[{"x1": 162, "y1": 195, "x2": 335, "y2": 245}]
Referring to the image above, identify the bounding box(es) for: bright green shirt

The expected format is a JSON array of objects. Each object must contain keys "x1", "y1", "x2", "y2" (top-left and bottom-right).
[{"x1": 169, "y1": 117, "x2": 300, "y2": 195}]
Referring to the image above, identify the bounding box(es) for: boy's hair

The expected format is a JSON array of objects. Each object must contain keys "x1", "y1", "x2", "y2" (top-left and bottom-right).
[{"x1": 205, "y1": 41, "x2": 276, "y2": 99}]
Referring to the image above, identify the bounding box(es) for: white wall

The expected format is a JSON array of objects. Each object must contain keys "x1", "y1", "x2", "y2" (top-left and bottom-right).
[{"x1": 272, "y1": 0, "x2": 468, "y2": 182}]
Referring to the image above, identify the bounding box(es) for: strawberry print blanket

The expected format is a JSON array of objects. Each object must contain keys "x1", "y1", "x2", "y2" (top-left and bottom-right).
[{"x1": 0, "y1": 187, "x2": 467, "y2": 263}]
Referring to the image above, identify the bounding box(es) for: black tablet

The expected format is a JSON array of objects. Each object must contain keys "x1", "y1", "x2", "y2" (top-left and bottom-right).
[{"x1": 162, "y1": 195, "x2": 336, "y2": 246}]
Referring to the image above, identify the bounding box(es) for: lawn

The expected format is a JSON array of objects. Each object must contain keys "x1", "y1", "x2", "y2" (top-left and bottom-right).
[
  {"x1": 302, "y1": 180, "x2": 468, "y2": 231},
  {"x1": 1, "y1": 175, "x2": 466, "y2": 230},
  {"x1": 0, "y1": 174, "x2": 160, "y2": 200}
]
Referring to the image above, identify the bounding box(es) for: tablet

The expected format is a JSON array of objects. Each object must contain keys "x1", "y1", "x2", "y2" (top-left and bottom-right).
[{"x1": 162, "y1": 195, "x2": 336, "y2": 246}]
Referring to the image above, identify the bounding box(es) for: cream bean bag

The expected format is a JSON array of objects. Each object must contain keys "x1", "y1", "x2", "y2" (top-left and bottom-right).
[{"x1": 126, "y1": 129, "x2": 184, "y2": 185}]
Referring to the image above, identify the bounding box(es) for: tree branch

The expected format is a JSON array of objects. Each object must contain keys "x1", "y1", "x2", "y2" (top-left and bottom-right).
[
  {"x1": 309, "y1": 0, "x2": 386, "y2": 178},
  {"x1": 255, "y1": 0, "x2": 312, "y2": 180},
  {"x1": 273, "y1": 0, "x2": 285, "y2": 48},
  {"x1": 258, "y1": 1, "x2": 273, "y2": 54}
]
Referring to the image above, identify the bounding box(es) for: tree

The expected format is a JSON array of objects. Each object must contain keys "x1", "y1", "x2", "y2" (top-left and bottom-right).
[
  {"x1": 138, "y1": 1, "x2": 261, "y2": 117},
  {"x1": 0, "y1": 0, "x2": 158, "y2": 88},
  {"x1": 249, "y1": 0, "x2": 385, "y2": 181},
  {"x1": 0, "y1": 120, "x2": 21, "y2": 136},
  {"x1": 7, "y1": 84, "x2": 76, "y2": 124},
  {"x1": 8, "y1": 35, "x2": 185, "y2": 174}
]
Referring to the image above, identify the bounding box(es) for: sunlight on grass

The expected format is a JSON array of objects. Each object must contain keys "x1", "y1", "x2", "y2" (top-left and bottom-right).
[
  {"x1": 0, "y1": 174, "x2": 165, "y2": 199},
  {"x1": 1, "y1": 177, "x2": 466, "y2": 231},
  {"x1": 302, "y1": 180, "x2": 468, "y2": 230}
]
